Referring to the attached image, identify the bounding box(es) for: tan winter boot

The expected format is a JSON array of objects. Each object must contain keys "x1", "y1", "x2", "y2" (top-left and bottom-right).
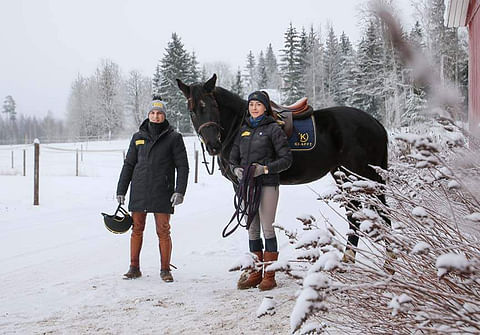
[
  {"x1": 237, "y1": 251, "x2": 263, "y2": 289},
  {"x1": 259, "y1": 251, "x2": 278, "y2": 291}
]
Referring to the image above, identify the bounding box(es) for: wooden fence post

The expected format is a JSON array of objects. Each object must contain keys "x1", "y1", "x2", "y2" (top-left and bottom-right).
[
  {"x1": 23, "y1": 149, "x2": 26, "y2": 176},
  {"x1": 76, "y1": 149, "x2": 79, "y2": 176},
  {"x1": 34, "y1": 140, "x2": 40, "y2": 206},
  {"x1": 11, "y1": 151, "x2": 14, "y2": 169},
  {"x1": 194, "y1": 149, "x2": 199, "y2": 183}
]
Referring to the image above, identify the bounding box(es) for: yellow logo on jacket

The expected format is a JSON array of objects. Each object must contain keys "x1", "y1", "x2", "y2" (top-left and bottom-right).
[
  {"x1": 135, "y1": 139, "x2": 145, "y2": 146},
  {"x1": 241, "y1": 131, "x2": 251, "y2": 137}
]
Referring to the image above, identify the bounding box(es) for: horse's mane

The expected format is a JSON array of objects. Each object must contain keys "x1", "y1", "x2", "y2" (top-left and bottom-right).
[{"x1": 213, "y1": 86, "x2": 247, "y2": 116}]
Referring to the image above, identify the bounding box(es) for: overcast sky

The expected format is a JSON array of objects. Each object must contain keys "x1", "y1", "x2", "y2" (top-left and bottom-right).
[{"x1": 0, "y1": 0, "x2": 414, "y2": 119}]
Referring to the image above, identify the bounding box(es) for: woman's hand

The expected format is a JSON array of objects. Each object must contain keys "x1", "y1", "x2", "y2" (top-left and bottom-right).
[
  {"x1": 233, "y1": 167, "x2": 244, "y2": 180},
  {"x1": 252, "y1": 163, "x2": 268, "y2": 177}
]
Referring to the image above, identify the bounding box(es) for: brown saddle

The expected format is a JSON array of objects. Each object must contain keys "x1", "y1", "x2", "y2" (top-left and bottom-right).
[{"x1": 270, "y1": 97, "x2": 313, "y2": 138}]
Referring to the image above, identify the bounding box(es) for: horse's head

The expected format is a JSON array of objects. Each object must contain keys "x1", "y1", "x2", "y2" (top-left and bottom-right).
[{"x1": 177, "y1": 74, "x2": 223, "y2": 156}]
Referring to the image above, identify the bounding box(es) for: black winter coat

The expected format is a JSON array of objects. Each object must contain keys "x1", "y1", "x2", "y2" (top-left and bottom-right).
[
  {"x1": 230, "y1": 115, "x2": 292, "y2": 186},
  {"x1": 117, "y1": 119, "x2": 189, "y2": 214}
]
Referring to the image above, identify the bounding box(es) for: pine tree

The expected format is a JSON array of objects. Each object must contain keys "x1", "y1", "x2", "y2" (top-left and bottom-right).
[
  {"x1": 336, "y1": 32, "x2": 356, "y2": 106},
  {"x1": 256, "y1": 51, "x2": 268, "y2": 89},
  {"x1": 188, "y1": 51, "x2": 200, "y2": 84},
  {"x1": 244, "y1": 51, "x2": 256, "y2": 93},
  {"x1": 152, "y1": 64, "x2": 162, "y2": 98},
  {"x1": 304, "y1": 26, "x2": 325, "y2": 107},
  {"x1": 280, "y1": 23, "x2": 303, "y2": 104},
  {"x1": 2, "y1": 95, "x2": 16, "y2": 121},
  {"x1": 265, "y1": 43, "x2": 282, "y2": 90},
  {"x1": 231, "y1": 68, "x2": 244, "y2": 98},
  {"x1": 350, "y1": 21, "x2": 384, "y2": 120},
  {"x1": 323, "y1": 26, "x2": 341, "y2": 105},
  {"x1": 297, "y1": 27, "x2": 309, "y2": 99},
  {"x1": 159, "y1": 33, "x2": 192, "y2": 132}
]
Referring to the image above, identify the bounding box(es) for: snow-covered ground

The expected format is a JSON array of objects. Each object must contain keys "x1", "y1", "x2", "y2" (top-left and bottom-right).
[{"x1": 0, "y1": 137, "x2": 346, "y2": 334}]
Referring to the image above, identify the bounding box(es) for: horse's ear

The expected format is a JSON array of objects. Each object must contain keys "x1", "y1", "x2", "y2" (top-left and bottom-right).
[
  {"x1": 203, "y1": 74, "x2": 217, "y2": 93},
  {"x1": 176, "y1": 79, "x2": 190, "y2": 98}
]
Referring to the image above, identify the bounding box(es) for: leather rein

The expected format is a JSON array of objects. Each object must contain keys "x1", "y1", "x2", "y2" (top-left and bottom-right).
[{"x1": 189, "y1": 91, "x2": 243, "y2": 177}]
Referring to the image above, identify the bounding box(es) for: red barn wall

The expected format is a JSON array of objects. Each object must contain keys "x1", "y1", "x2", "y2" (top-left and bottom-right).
[{"x1": 468, "y1": 0, "x2": 480, "y2": 135}]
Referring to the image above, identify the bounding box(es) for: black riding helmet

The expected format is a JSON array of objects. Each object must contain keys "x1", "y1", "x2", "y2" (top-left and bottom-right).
[{"x1": 102, "y1": 204, "x2": 133, "y2": 234}]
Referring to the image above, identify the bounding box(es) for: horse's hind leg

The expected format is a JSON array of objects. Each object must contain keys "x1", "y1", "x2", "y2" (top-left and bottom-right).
[{"x1": 332, "y1": 168, "x2": 361, "y2": 263}]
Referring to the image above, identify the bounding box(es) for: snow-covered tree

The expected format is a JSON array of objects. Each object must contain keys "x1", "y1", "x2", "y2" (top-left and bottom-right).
[
  {"x1": 350, "y1": 21, "x2": 384, "y2": 120},
  {"x1": 125, "y1": 70, "x2": 152, "y2": 127},
  {"x1": 95, "y1": 59, "x2": 124, "y2": 138},
  {"x1": 256, "y1": 51, "x2": 268, "y2": 89},
  {"x1": 2, "y1": 95, "x2": 16, "y2": 121},
  {"x1": 152, "y1": 64, "x2": 162, "y2": 98},
  {"x1": 304, "y1": 26, "x2": 325, "y2": 108},
  {"x1": 336, "y1": 32, "x2": 356, "y2": 106},
  {"x1": 265, "y1": 43, "x2": 282, "y2": 90},
  {"x1": 323, "y1": 26, "x2": 341, "y2": 105},
  {"x1": 244, "y1": 51, "x2": 256, "y2": 93},
  {"x1": 280, "y1": 23, "x2": 303, "y2": 104},
  {"x1": 231, "y1": 68, "x2": 244, "y2": 98},
  {"x1": 158, "y1": 33, "x2": 192, "y2": 133}
]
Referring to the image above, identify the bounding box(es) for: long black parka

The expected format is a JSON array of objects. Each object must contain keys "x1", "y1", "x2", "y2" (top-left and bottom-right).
[
  {"x1": 117, "y1": 119, "x2": 189, "y2": 214},
  {"x1": 229, "y1": 115, "x2": 292, "y2": 186}
]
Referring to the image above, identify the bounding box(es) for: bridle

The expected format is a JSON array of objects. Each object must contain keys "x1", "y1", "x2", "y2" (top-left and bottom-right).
[
  {"x1": 188, "y1": 93, "x2": 223, "y2": 175},
  {"x1": 188, "y1": 90, "x2": 245, "y2": 178}
]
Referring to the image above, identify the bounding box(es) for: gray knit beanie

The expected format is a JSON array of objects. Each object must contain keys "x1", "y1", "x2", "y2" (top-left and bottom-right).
[{"x1": 148, "y1": 99, "x2": 167, "y2": 117}]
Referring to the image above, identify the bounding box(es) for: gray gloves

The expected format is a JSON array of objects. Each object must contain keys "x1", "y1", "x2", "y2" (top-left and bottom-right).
[
  {"x1": 116, "y1": 195, "x2": 125, "y2": 205},
  {"x1": 233, "y1": 167, "x2": 244, "y2": 180},
  {"x1": 253, "y1": 163, "x2": 268, "y2": 177},
  {"x1": 170, "y1": 192, "x2": 184, "y2": 206}
]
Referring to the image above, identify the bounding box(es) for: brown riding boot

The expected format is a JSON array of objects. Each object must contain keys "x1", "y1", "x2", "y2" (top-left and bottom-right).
[
  {"x1": 237, "y1": 251, "x2": 263, "y2": 289},
  {"x1": 123, "y1": 266, "x2": 142, "y2": 279},
  {"x1": 155, "y1": 213, "x2": 174, "y2": 282},
  {"x1": 259, "y1": 251, "x2": 278, "y2": 291},
  {"x1": 124, "y1": 212, "x2": 146, "y2": 279}
]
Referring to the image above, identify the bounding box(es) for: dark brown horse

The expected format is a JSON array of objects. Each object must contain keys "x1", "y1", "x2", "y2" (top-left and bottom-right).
[{"x1": 177, "y1": 74, "x2": 389, "y2": 253}]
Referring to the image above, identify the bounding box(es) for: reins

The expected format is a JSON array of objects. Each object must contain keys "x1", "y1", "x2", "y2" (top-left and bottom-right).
[{"x1": 222, "y1": 165, "x2": 263, "y2": 238}]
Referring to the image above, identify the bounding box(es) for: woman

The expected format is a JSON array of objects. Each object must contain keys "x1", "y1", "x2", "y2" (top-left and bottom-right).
[
  {"x1": 116, "y1": 98, "x2": 189, "y2": 282},
  {"x1": 229, "y1": 91, "x2": 292, "y2": 291}
]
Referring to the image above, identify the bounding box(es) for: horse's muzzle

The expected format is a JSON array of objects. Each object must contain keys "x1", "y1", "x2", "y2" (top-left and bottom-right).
[{"x1": 206, "y1": 142, "x2": 221, "y2": 156}]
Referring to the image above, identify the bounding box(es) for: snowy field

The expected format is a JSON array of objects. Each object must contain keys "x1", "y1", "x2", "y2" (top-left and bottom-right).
[{"x1": 0, "y1": 136, "x2": 346, "y2": 334}]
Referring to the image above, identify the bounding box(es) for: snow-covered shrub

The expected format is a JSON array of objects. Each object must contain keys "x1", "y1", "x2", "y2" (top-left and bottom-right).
[{"x1": 278, "y1": 119, "x2": 480, "y2": 334}]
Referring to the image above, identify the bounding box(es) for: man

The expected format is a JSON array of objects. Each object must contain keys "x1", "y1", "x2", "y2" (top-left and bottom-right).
[{"x1": 116, "y1": 97, "x2": 189, "y2": 282}]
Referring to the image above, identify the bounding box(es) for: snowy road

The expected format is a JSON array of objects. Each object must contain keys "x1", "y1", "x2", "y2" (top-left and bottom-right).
[{"x1": 0, "y1": 138, "x2": 345, "y2": 334}]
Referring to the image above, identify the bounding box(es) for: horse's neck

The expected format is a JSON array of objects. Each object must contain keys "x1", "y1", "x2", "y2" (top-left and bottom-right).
[{"x1": 215, "y1": 87, "x2": 245, "y2": 153}]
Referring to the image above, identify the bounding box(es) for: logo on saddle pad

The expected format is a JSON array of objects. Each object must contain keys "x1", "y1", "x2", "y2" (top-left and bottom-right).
[{"x1": 288, "y1": 116, "x2": 316, "y2": 151}]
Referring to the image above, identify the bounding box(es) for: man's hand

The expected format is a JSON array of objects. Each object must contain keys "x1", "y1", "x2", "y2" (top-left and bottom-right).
[
  {"x1": 252, "y1": 163, "x2": 268, "y2": 177},
  {"x1": 116, "y1": 195, "x2": 125, "y2": 205},
  {"x1": 170, "y1": 193, "x2": 184, "y2": 206},
  {"x1": 233, "y1": 167, "x2": 244, "y2": 181}
]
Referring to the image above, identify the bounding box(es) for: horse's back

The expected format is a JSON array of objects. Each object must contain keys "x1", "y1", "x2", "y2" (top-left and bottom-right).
[{"x1": 313, "y1": 106, "x2": 388, "y2": 170}]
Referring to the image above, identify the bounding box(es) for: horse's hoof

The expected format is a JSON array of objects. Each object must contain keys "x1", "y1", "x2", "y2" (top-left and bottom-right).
[
  {"x1": 383, "y1": 250, "x2": 397, "y2": 275},
  {"x1": 341, "y1": 249, "x2": 356, "y2": 263}
]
